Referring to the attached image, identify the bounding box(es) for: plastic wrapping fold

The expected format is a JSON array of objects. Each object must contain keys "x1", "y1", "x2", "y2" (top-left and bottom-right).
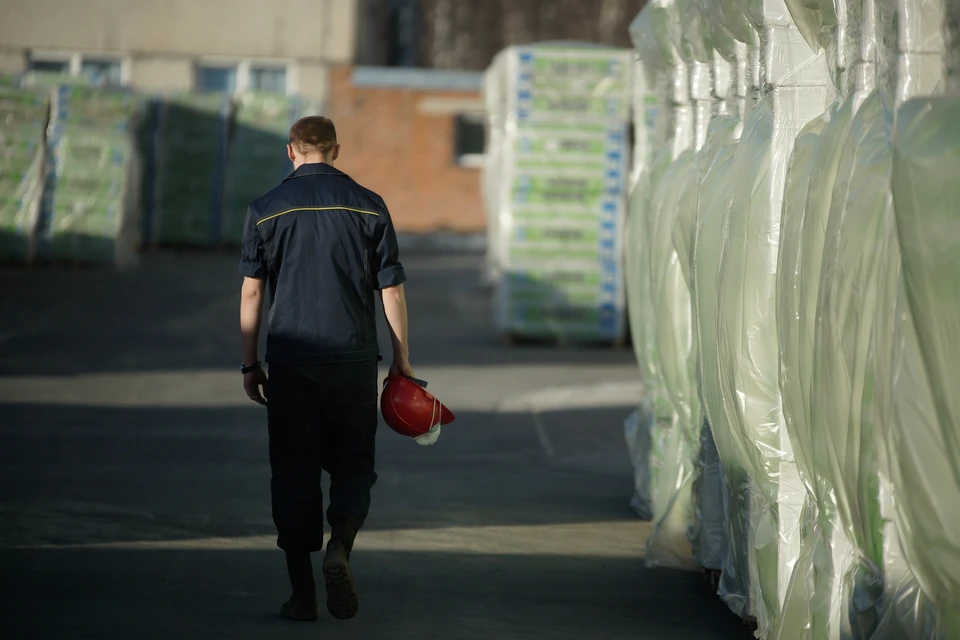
[
  {"x1": 681, "y1": 0, "x2": 715, "y2": 65},
  {"x1": 643, "y1": 148, "x2": 699, "y2": 571},
  {"x1": 689, "y1": 115, "x2": 740, "y2": 576},
  {"x1": 716, "y1": 88, "x2": 823, "y2": 634},
  {"x1": 694, "y1": 0, "x2": 758, "y2": 47},
  {"x1": 737, "y1": 0, "x2": 796, "y2": 30},
  {"x1": 693, "y1": 120, "x2": 752, "y2": 617},
  {"x1": 871, "y1": 161, "x2": 938, "y2": 640},
  {"x1": 781, "y1": 0, "x2": 838, "y2": 54},
  {"x1": 626, "y1": 145, "x2": 674, "y2": 425},
  {"x1": 772, "y1": 111, "x2": 827, "y2": 640},
  {"x1": 888, "y1": 293, "x2": 956, "y2": 640},
  {"x1": 775, "y1": 89, "x2": 860, "y2": 640},
  {"x1": 889, "y1": 95, "x2": 960, "y2": 639},
  {"x1": 694, "y1": 423, "x2": 729, "y2": 570},
  {"x1": 624, "y1": 407, "x2": 656, "y2": 520},
  {"x1": 810, "y1": 90, "x2": 897, "y2": 640},
  {"x1": 482, "y1": 52, "x2": 507, "y2": 283},
  {"x1": 762, "y1": 18, "x2": 832, "y2": 87}
]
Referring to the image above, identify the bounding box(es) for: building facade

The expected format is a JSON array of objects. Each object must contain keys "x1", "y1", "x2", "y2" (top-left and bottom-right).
[
  {"x1": 0, "y1": 0, "x2": 356, "y2": 102},
  {"x1": 0, "y1": 0, "x2": 640, "y2": 236}
]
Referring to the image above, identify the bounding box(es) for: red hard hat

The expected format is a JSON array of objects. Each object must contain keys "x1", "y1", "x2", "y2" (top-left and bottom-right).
[{"x1": 380, "y1": 376, "x2": 456, "y2": 438}]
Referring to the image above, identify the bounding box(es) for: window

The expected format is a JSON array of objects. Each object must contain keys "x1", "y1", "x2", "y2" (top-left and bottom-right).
[
  {"x1": 80, "y1": 59, "x2": 123, "y2": 86},
  {"x1": 454, "y1": 113, "x2": 485, "y2": 167},
  {"x1": 30, "y1": 60, "x2": 69, "y2": 75},
  {"x1": 28, "y1": 52, "x2": 128, "y2": 86},
  {"x1": 249, "y1": 67, "x2": 287, "y2": 93},
  {"x1": 195, "y1": 62, "x2": 293, "y2": 94},
  {"x1": 196, "y1": 65, "x2": 237, "y2": 93}
]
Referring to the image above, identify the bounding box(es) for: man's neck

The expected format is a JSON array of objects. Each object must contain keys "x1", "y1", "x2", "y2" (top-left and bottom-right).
[{"x1": 293, "y1": 157, "x2": 329, "y2": 170}]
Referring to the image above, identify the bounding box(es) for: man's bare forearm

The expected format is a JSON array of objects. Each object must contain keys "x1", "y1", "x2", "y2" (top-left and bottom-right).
[
  {"x1": 381, "y1": 284, "x2": 409, "y2": 366},
  {"x1": 240, "y1": 277, "x2": 265, "y2": 365}
]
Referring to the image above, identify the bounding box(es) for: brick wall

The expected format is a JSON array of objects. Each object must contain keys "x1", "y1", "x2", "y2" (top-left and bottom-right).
[{"x1": 325, "y1": 65, "x2": 485, "y2": 234}]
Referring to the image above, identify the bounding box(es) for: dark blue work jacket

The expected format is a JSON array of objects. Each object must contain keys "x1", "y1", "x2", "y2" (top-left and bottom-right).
[{"x1": 239, "y1": 162, "x2": 406, "y2": 364}]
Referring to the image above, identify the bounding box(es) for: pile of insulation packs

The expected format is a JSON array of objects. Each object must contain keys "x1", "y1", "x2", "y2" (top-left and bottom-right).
[
  {"x1": 622, "y1": 0, "x2": 960, "y2": 637},
  {"x1": 482, "y1": 44, "x2": 633, "y2": 343},
  {"x1": 0, "y1": 73, "x2": 318, "y2": 267}
]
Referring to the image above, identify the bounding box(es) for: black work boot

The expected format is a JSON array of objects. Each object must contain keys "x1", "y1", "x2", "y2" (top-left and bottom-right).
[
  {"x1": 280, "y1": 551, "x2": 318, "y2": 621},
  {"x1": 322, "y1": 518, "x2": 360, "y2": 620}
]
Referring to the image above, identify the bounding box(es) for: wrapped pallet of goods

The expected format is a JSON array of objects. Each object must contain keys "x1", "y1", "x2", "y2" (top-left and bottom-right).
[
  {"x1": 623, "y1": 8, "x2": 672, "y2": 526},
  {"x1": 149, "y1": 92, "x2": 231, "y2": 248},
  {"x1": 220, "y1": 93, "x2": 319, "y2": 246},
  {"x1": 693, "y1": 115, "x2": 751, "y2": 617},
  {"x1": 690, "y1": 0, "x2": 758, "y2": 619},
  {"x1": 626, "y1": 0, "x2": 959, "y2": 637},
  {"x1": 881, "y1": 0, "x2": 960, "y2": 636},
  {"x1": 712, "y1": 0, "x2": 829, "y2": 634},
  {"x1": 483, "y1": 43, "x2": 632, "y2": 344},
  {"x1": 773, "y1": 0, "x2": 867, "y2": 636},
  {"x1": 625, "y1": 0, "x2": 698, "y2": 572},
  {"x1": 0, "y1": 84, "x2": 47, "y2": 264},
  {"x1": 36, "y1": 84, "x2": 141, "y2": 268}
]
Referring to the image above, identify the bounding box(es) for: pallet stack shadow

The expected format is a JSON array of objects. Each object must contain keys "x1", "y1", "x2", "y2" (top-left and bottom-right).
[
  {"x1": 144, "y1": 93, "x2": 231, "y2": 248},
  {"x1": 143, "y1": 92, "x2": 317, "y2": 249},
  {"x1": 221, "y1": 93, "x2": 318, "y2": 245},
  {"x1": 482, "y1": 44, "x2": 632, "y2": 344}
]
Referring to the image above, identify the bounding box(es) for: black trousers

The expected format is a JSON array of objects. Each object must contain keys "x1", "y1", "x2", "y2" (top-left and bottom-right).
[{"x1": 266, "y1": 360, "x2": 379, "y2": 552}]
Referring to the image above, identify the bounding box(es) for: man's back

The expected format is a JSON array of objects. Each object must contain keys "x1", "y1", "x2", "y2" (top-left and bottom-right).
[{"x1": 239, "y1": 163, "x2": 405, "y2": 364}]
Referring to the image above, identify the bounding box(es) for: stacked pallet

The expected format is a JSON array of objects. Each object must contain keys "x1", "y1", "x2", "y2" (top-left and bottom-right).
[
  {"x1": 483, "y1": 45, "x2": 633, "y2": 344},
  {"x1": 0, "y1": 83, "x2": 47, "y2": 263},
  {"x1": 38, "y1": 84, "x2": 140, "y2": 267}
]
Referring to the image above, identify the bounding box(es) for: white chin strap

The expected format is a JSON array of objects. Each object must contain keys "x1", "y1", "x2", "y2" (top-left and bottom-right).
[{"x1": 413, "y1": 397, "x2": 446, "y2": 447}]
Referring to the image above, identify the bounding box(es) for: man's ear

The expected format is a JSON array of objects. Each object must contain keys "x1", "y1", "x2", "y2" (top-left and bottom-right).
[
  {"x1": 332, "y1": 143, "x2": 341, "y2": 161},
  {"x1": 287, "y1": 143, "x2": 296, "y2": 163}
]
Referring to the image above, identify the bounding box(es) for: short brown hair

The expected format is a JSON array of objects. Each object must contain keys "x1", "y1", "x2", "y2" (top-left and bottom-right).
[{"x1": 289, "y1": 116, "x2": 337, "y2": 156}]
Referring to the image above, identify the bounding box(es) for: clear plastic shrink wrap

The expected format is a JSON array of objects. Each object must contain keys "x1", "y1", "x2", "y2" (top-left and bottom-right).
[
  {"x1": 636, "y1": 0, "x2": 719, "y2": 572},
  {"x1": 644, "y1": 147, "x2": 699, "y2": 571},
  {"x1": 693, "y1": 115, "x2": 750, "y2": 612},
  {"x1": 773, "y1": 0, "x2": 868, "y2": 636},
  {"x1": 481, "y1": 54, "x2": 507, "y2": 284},
  {"x1": 625, "y1": 9, "x2": 673, "y2": 525},
  {"x1": 888, "y1": 92, "x2": 960, "y2": 639},
  {"x1": 714, "y1": 10, "x2": 827, "y2": 626},
  {"x1": 772, "y1": 112, "x2": 827, "y2": 640}
]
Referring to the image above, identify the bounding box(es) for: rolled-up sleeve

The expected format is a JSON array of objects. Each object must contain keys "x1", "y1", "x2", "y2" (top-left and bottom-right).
[
  {"x1": 370, "y1": 199, "x2": 406, "y2": 289},
  {"x1": 238, "y1": 205, "x2": 267, "y2": 278}
]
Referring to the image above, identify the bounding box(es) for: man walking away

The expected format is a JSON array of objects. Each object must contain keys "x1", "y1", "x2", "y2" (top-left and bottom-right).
[{"x1": 237, "y1": 116, "x2": 414, "y2": 622}]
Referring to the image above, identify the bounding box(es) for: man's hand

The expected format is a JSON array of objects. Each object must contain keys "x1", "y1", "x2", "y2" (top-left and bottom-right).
[
  {"x1": 389, "y1": 361, "x2": 415, "y2": 379},
  {"x1": 243, "y1": 368, "x2": 269, "y2": 405}
]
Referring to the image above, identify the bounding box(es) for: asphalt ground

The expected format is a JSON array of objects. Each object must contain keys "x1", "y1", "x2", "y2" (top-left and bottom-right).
[{"x1": 0, "y1": 251, "x2": 747, "y2": 639}]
